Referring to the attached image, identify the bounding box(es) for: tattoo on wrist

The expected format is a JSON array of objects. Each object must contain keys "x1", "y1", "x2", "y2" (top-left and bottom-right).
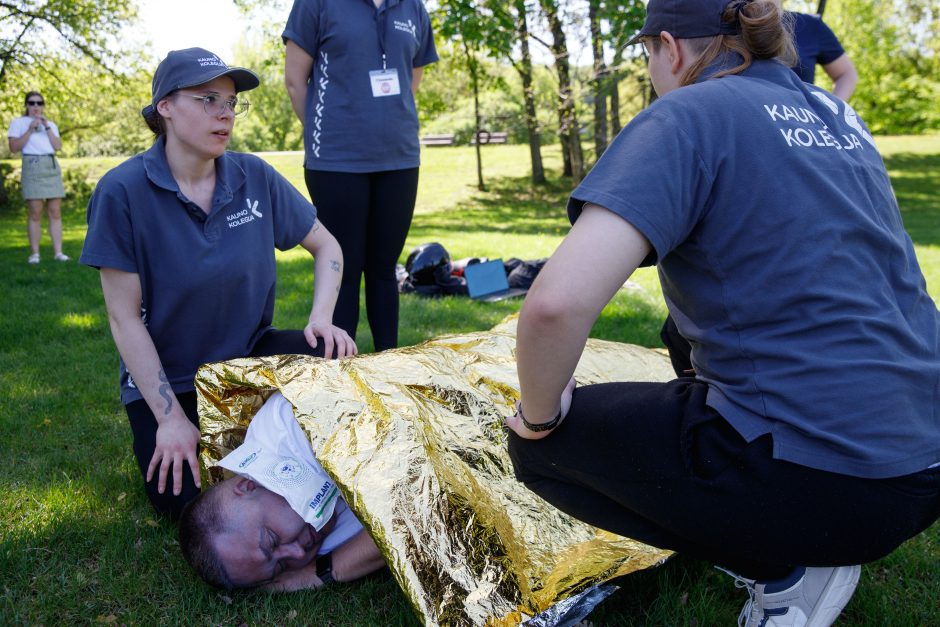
[
  {"x1": 158, "y1": 369, "x2": 174, "y2": 415},
  {"x1": 330, "y1": 260, "x2": 341, "y2": 272}
]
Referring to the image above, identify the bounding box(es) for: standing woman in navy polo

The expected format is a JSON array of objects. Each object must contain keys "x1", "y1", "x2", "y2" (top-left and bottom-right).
[
  {"x1": 80, "y1": 48, "x2": 354, "y2": 520},
  {"x1": 782, "y1": 3, "x2": 858, "y2": 100},
  {"x1": 283, "y1": 0, "x2": 438, "y2": 351}
]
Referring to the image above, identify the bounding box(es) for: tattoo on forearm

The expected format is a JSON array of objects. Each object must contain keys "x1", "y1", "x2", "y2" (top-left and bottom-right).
[
  {"x1": 158, "y1": 369, "x2": 174, "y2": 415},
  {"x1": 330, "y1": 260, "x2": 341, "y2": 272}
]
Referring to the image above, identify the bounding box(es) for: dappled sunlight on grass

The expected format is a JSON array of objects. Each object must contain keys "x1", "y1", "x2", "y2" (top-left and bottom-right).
[{"x1": 59, "y1": 312, "x2": 101, "y2": 329}]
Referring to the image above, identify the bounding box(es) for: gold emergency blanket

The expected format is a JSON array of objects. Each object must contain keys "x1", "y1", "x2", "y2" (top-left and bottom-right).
[{"x1": 196, "y1": 316, "x2": 674, "y2": 626}]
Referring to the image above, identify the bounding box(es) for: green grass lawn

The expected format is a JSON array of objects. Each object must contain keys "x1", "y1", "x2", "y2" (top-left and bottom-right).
[{"x1": 1, "y1": 139, "x2": 938, "y2": 625}]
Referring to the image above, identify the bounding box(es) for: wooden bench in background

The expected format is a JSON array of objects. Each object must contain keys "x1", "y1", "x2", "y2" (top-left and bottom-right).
[
  {"x1": 471, "y1": 130, "x2": 508, "y2": 145},
  {"x1": 420, "y1": 133, "x2": 456, "y2": 146}
]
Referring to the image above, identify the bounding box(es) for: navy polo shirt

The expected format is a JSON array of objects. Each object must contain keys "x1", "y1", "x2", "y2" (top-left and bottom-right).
[
  {"x1": 568, "y1": 58, "x2": 940, "y2": 479},
  {"x1": 282, "y1": 0, "x2": 438, "y2": 173},
  {"x1": 789, "y1": 12, "x2": 845, "y2": 83},
  {"x1": 81, "y1": 136, "x2": 316, "y2": 404}
]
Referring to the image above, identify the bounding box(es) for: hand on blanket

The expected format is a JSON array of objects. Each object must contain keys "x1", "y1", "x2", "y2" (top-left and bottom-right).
[
  {"x1": 304, "y1": 318, "x2": 357, "y2": 359},
  {"x1": 506, "y1": 376, "x2": 576, "y2": 440}
]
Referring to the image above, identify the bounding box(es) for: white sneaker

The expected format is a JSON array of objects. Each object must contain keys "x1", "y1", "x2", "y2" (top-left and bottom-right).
[
  {"x1": 28, "y1": 253, "x2": 40, "y2": 264},
  {"x1": 54, "y1": 252, "x2": 70, "y2": 261},
  {"x1": 723, "y1": 564, "x2": 861, "y2": 627}
]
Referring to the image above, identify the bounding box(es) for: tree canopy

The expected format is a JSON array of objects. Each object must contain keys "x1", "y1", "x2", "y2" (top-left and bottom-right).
[
  {"x1": 1, "y1": 0, "x2": 937, "y2": 164},
  {"x1": 0, "y1": 0, "x2": 135, "y2": 85}
]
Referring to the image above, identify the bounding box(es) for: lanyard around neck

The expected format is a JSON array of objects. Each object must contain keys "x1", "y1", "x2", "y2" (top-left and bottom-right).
[{"x1": 375, "y1": 5, "x2": 388, "y2": 70}]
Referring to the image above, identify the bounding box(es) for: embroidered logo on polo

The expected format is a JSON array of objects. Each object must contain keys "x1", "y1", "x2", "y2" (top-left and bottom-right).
[
  {"x1": 226, "y1": 198, "x2": 264, "y2": 229},
  {"x1": 393, "y1": 19, "x2": 418, "y2": 42}
]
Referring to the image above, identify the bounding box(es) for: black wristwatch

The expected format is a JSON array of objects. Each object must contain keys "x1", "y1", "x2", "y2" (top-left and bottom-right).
[{"x1": 316, "y1": 552, "x2": 334, "y2": 586}]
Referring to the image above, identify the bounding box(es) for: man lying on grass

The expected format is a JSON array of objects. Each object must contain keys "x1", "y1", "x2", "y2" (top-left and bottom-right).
[{"x1": 178, "y1": 392, "x2": 385, "y2": 590}]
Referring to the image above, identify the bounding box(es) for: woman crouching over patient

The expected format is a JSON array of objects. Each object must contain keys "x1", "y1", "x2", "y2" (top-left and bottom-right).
[
  {"x1": 507, "y1": 1, "x2": 940, "y2": 626},
  {"x1": 80, "y1": 48, "x2": 355, "y2": 520}
]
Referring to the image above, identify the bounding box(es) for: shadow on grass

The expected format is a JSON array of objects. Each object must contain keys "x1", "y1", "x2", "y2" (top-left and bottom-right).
[
  {"x1": 274, "y1": 253, "x2": 668, "y2": 353},
  {"x1": 410, "y1": 174, "x2": 573, "y2": 239},
  {"x1": 883, "y1": 152, "x2": 940, "y2": 247},
  {"x1": 273, "y1": 253, "x2": 527, "y2": 352}
]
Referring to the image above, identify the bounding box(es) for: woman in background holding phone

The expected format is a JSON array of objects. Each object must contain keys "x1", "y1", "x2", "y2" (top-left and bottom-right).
[{"x1": 7, "y1": 91, "x2": 67, "y2": 264}]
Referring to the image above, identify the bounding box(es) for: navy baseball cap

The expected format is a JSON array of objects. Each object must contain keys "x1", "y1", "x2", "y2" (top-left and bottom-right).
[
  {"x1": 626, "y1": 0, "x2": 740, "y2": 46},
  {"x1": 141, "y1": 47, "x2": 260, "y2": 118}
]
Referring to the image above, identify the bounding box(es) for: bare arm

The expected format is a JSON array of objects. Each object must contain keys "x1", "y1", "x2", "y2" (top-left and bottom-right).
[
  {"x1": 298, "y1": 220, "x2": 357, "y2": 358},
  {"x1": 823, "y1": 53, "x2": 857, "y2": 101},
  {"x1": 411, "y1": 67, "x2": 424, "y2": 96},
  {"x1": 100, "y1": 268, "x2": 201, "y2": 493},
  {"x1": 507, "y1": 204, "x2": 652, "y2": 439},
  {"x1": 284, "y1": 40, "x2": 314, "y2": 124},
  {"x1": 42, "y1": 117, "x2": 62, "y2": 151}
]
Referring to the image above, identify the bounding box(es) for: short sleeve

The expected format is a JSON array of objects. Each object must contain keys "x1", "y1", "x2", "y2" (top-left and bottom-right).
[
  {"x1": 282, "y1": 0, "x2": 321, "y2": 59},
  {"x1": 47, "y1": 121, "x2": 61, "y2": 138},
  {"x1": 80, "y1": 177, "x2": 138, "y2": 272},
  {"x1": 567, "y1": 106, "x2": 713, "y2": 265},
  {"x1": 7, "y1": 117, "x2": 27, "y2": 138},
  {"x1": 265, "y1": 162, "x2": 316, "y2": 250},
  {"x1": 814, "y1": 18, "x2": 845, "y2": 65},
  {"x1": 413, "y1": 1, "x2": 438, "y2": 68}
]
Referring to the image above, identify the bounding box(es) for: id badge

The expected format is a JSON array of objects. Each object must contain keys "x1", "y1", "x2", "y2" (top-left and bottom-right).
[{"x1": 369, "y1": 68, "x2": 401, "y2": 97}]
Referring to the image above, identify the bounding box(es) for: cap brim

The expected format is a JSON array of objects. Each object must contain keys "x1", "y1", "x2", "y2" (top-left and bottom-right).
[
  {"x1": 179, "y1": 66, "x2": 260, "y2": 94},
  {"x1": 625, "y1": 29, "x2": 650, "y2": 47}
]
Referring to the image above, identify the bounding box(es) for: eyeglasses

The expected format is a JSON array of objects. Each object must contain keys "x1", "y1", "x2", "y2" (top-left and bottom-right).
[
  {"x1": 27, "y1": 100, "x2": 44, "y2": 106},
  {"x1": 180, "y1": 93, "x2": 250, "y2": 117}
]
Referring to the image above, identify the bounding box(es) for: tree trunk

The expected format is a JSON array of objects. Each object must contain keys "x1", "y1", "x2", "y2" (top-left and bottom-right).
[
  {"x1": 470, "y1": 53, "x2": 486, "y2": 191},
  {"x1": 609, "y1": 81, "x2": 620, "y2": 134},
  {"x1": 608, "y1": 48, "x2": 625, "y2": 136},
  {"x1": 541, "y1": 0, "x2": 582, "y2": 182},
  {"x1": 514, "y1": 0, "x2": 545, "y2": 184},
  {"x1": 588, "y1": 0, "x2": 608, "y2": 160}
]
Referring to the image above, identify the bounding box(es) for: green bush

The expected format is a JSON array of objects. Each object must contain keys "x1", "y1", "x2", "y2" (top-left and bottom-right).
[
  {"x1": 0, "y1": 161, "x2": 20, "y2": 212},
  {"x1": 61, "y1": 163, "x2": 95, "y2": 207},
  {"x1": 0, "y1": 160, "x2": 95, "y2": 214}
]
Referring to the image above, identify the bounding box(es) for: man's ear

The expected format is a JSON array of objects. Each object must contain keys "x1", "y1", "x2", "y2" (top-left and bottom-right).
[
  {"x1": 231, "y1": 476, "x2": 258, "y2": 498},
  {"x1": 659, "y1": 31, "x2": 685, "y2": 75}
]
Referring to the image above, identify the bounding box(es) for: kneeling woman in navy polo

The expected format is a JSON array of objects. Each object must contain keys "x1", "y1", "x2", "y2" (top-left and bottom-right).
[{"x1": 80, "y1": 48, "x2": 355, "y2": 519}]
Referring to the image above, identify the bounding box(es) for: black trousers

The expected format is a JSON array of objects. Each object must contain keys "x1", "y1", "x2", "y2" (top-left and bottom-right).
[
  {"x1": 125, "y1": 329, "x2": 325, "y2": 520},
  {"x1": 508, "y1": 319, "x2": 940, "y2": 580},
  {"x1": 305, "y1": 167, "x2": 419, "y2": 352}
]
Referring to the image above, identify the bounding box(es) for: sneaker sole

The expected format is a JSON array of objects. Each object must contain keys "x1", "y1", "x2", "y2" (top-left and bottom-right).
[{"x1": 806, "y1": 565, "x2": 861, "y2": 627}]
